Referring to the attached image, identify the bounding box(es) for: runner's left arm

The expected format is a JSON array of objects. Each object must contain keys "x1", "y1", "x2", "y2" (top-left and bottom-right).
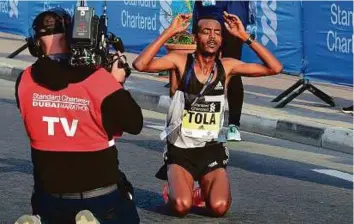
[{"x1": 223, "y1": 12, "x2": 283, "y2": 77}]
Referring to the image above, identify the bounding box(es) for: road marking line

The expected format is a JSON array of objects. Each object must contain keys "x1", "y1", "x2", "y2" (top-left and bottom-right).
[
  {"x1": 145, "y1": 124, "x2": 165, "y2": 131},
  {"x1": 312, "y1": 169, "x2": 353, "y2": 182}
]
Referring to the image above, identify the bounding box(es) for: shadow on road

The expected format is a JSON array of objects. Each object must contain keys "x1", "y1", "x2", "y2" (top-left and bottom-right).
[
  {"x1": 228, "y1": 150, "x2": 353, "y2": 190},
  {"x1": 0, "y1": 157, "x2": 32, "y2": 175}
]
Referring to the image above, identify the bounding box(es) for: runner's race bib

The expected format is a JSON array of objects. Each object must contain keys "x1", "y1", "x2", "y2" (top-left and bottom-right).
[{"x1": 181, "y1": 101, "x2": 221, "y2": 139}]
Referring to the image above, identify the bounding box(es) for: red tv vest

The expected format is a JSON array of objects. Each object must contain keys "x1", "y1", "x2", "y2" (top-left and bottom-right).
[{"x1": 18, "y1": 67, "x2": 123, "y2": 152}]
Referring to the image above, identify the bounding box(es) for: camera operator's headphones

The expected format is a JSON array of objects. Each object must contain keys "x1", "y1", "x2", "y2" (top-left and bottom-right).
[{"x1": 27, "y1": 8, "x2": 72, "y2": 58}]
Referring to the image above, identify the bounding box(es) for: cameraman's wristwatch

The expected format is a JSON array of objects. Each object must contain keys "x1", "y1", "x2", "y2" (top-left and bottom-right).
[{"x1": 245, "y1": 34, "x2": 255, "y2": 45}]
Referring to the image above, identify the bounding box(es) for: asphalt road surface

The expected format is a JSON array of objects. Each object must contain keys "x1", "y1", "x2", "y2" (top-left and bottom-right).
[{"x1": 0, "y1": 79, "x2": 352, "y2": 224}]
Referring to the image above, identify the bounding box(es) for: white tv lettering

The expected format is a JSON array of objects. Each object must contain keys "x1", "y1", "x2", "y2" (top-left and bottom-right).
[
  {"x1": 42, "y1": 116, "x2": 78, "y2": 137},
  {"x1": 43, "y1": 116, "x2": 59, "y2": 136},
  {"x1": 60, "y1": 118, "x2": 78, "y2": 137}
]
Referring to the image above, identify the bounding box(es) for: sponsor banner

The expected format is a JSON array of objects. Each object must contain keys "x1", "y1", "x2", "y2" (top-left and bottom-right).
[
  {"x1": 0, "y1": 1, "x2": 351, "y2": 86},
  {"x1": 242, "y1": 1, "x2": 303, "y2": 75},
  {"x1": 0, "y1": 0, "x2": 28, "y2": 35},
  {"x1": 0, "y1": 0, "x2": 194, "y2": 56},
  {"x1": 106, "y1": 0, "x2": 194, "y2": 55},
  {"x1": 303, "y1": 1, "x2": 353, "y2": 86}
]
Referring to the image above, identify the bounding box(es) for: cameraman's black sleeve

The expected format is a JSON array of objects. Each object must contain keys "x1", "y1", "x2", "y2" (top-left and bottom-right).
[
  {"x1": 15, "y1": 71, "x2": 24, "y2": 110},
  {"x1": 101, "y1": 89, "x2": 143, "y2": 137}
]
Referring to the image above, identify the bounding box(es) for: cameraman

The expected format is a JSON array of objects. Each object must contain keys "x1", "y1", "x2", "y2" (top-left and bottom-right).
[{"x1": 14, "y1": 8, "x2": 142, "y2": 224}]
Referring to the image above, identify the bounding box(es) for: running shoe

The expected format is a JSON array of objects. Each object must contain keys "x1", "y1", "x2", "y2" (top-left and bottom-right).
[
  {"x1": 162, "y1": 183, "x2": 206, "y2": 207},
  {"x1": 75, "y1": 210, "x2": 100, "y2": 224},
  {"x1": 14, "y1": 215, "x2": 41, "y2": 224},
  {"x1": 227, "y1": 124, "x2": 241, "y2": 141},
  {"x1": 192, "y1": 186, "x2": 206, "y2": 208},
  {"x1": 341, "y1": 106, "x2": 353, "y2": 115},
  {"x1": 162, "y1": 183, "x2": 169, "y2": 204}
]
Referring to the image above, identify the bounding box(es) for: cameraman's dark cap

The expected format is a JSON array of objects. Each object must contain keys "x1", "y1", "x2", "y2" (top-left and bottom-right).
[{"x1": 32, "y1": 7, "x2": 71, "y2": 38}]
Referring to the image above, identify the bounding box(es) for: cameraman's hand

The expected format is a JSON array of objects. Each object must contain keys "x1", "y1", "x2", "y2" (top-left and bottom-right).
[{"x1": 111, "y1": 51, "x2": 127, "y2": 83}]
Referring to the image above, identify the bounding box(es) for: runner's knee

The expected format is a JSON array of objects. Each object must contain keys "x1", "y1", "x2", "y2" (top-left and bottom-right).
[
  {"x1": 208, "y1": 199, "x2": 230, "y2": 217},
  {"x1": 170, "y1": 197, "x2": 192, "y2": 216}
]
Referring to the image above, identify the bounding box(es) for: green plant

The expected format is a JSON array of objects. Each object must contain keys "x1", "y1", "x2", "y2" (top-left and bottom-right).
[{"x1": 166, "y1": 31, "x2": 195, "y2": 45}]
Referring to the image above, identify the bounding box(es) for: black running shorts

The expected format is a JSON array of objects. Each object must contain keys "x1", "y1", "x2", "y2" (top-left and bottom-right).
[{"x1": 155, "y1": 142, "x2": 229, "y2": 181}]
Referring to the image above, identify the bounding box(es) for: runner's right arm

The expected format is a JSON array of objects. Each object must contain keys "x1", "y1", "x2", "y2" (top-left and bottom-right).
[{"x1": 132, "y1": 14, "x2": 192, "y2": 73}]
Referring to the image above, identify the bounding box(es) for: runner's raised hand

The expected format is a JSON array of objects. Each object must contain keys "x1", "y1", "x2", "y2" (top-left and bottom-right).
[
  {"x1": 169, "y1": 13, "x2": 192, "y2": 34},
  {"x1": 223, "y1": 11, "x2": 248, "y2": 41}
]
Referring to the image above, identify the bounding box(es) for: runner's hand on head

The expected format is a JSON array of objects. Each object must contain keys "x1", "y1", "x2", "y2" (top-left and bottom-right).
[
  {"x1": 223, "y1": 11, "x2": 248, "y2": 41},
  {"x1": 169, "y1": 13, "x2": 192, "y2": 34}
]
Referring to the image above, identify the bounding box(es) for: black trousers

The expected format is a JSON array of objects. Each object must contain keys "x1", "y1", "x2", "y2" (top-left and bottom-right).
[{"x1": 222, "y1": 32, "x2": 244, "y2": 127}]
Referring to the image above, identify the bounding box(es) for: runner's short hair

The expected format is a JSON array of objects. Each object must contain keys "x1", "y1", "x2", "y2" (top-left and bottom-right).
[{"x1": 193, "y1": 15, "x2": 223, "y2": 34}]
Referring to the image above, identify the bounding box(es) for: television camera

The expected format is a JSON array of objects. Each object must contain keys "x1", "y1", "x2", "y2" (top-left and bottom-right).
[{"x1": 70, "y1": 1, "x2": 131, "y2": 76}]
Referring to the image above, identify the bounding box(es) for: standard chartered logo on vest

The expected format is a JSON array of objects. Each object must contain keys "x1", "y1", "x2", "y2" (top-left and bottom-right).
[
  {"x1": 32, "y1": 93, "x2": 90, "y2": 112},
  {"x1": 0, "y1": 0, "x2": 19, "y2": 19},
  {"x1": 121, "y1": 0, "x2": 158, "y2": 31}
]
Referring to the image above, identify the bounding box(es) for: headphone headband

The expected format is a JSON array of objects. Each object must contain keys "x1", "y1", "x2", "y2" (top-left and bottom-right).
[
  {"x1": 28, "y1": 8, "x2": 72, "y2": 58},
  {"x1": 32, "y1": 8, "x2": 71, "y2": 38}
]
